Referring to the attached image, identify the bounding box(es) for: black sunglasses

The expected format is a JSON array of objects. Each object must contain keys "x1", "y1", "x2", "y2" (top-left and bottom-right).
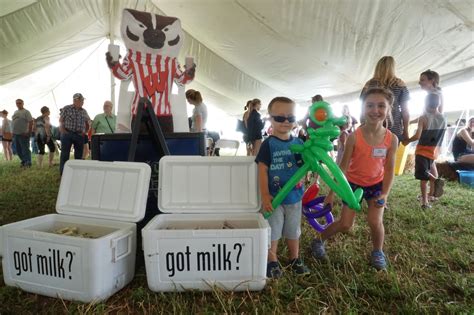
[{"x1": 271, "y1": 115, "x2": 296, "y2": 123}]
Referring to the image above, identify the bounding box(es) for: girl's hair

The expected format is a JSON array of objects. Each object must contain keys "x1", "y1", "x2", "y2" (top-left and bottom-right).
[
  {"x1": 40, "y1": 106, "x2": 49, "y2": 114},
  {"x1": 185, "y1": 89, "x2": 203, "y2": 103},
  {"x1": 249, "y1": 98, "x2": 261, "y2": 111},
  {"x1": 420, "y1": 69, "x2": 440, "y2": 88},
  {"x1": 244, "y1": 100, "x2": 252, "y2": 110},
  {"x1": 361, "y1": 88, "x2": 394, "y2": 123},
  {"x1": 267, "y1": 96, "x2": 294, "y2": 113},
  {"x1": 373, "y1": 56, "x2": 403, "y2": 87},
  {"x1": 243, "y1": 100, "x2": 252, "y2": 123}
]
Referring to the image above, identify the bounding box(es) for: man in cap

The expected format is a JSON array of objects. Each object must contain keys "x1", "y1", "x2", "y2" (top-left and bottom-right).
[
  {"x1": 59, "y1": 93, "x2": 90, "y2": 174},
  {"x1": 11, "y1": 99, "x2": 33, "y2": 167}
]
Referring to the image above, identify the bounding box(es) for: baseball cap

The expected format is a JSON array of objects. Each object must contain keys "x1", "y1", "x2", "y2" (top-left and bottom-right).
[{"x1": 73, "y1": 93, "x2": 85, "y2": 100}]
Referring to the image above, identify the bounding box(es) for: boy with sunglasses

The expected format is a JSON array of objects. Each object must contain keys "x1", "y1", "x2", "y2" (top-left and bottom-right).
[{"x1": 256, "y1": 96, "x2": 309, "y2": 279}]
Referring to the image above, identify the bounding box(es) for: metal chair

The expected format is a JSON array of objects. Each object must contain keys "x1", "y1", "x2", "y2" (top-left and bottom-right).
[{"x1": 206, "y1": 137, "x2": 214, "y2": 156}]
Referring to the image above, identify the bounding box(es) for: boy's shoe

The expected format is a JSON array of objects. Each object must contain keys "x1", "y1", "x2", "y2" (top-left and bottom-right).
[
  {"x1": 433, "y1": 178, "x2": 445, "y2": 198},
  {"x1": 311, "y1": 239, "x2": 326, "y2": 260},
  {"x1": 266, "y1": 261, "x2": 282, "y2": 279},
  {"x1": 289, "y1": 258, "x2": 310, "y2": 275},
  {"x1": 371, "y1": 250, "x2": 387, "y2": 270}
]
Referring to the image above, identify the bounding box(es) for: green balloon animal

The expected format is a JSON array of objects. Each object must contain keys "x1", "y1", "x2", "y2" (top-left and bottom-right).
[{"x1": 264, "y1": 101, "x2": 363, "y2": 219}]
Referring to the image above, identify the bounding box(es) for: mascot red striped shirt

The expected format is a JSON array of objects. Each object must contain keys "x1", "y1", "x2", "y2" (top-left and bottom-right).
[{"x1": 107, "y1": 9, "x2": 195, "y2": 130}]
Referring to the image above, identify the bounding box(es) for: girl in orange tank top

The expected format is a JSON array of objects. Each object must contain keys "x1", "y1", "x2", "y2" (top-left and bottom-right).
[
  {"x1": 346, "y1": 127, "x2": 393, "y2": 186},
  {"x1": 311, "y1": 88, "x2": 399, "y2": 271}
]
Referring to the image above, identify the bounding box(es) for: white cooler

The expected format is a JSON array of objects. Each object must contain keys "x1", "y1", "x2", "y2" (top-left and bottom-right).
[
  {"x1": 142, "y1": 156, "x2": 270, "y2": 292},
  {"x1": 0, "y1": 160, "x2": 151, "y2": 303}
]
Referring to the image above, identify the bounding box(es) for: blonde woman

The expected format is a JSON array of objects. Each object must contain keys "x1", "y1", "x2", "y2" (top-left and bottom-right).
[{"x1": 361, "y1": 56, "x2": 410, "y2": 142}]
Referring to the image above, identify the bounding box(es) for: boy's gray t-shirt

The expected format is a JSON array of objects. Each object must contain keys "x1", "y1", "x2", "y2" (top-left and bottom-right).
[{"x1": 12, "y1": 109, "x2": 33, "y2": 135}]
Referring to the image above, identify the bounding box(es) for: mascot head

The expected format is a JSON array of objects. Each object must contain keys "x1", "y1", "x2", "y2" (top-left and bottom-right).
[{"x1": 121, "y1": 9, "x2": 183, "y2": 57}]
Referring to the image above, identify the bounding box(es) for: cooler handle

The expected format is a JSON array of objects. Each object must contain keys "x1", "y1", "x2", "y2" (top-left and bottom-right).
[{"x1": 111, "y1": 231, "x2": 133, "y2": 262}]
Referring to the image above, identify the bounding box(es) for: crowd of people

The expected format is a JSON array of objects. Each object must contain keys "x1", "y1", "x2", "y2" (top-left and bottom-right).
[
  {"x1": 0, "y1": 94, "x2": 117, "y2": 174},
  {"x1": 0, "y1": 56, "x2": 472, "y2": 280},
  {"x1": 1, "y1": 88, "x2": 214, "y2": 171},
  {"x1": 240, "y1": 56, "x2": 472, "y2": 278}
]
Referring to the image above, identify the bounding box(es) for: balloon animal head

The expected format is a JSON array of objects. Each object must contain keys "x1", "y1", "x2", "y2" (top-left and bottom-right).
[
  {"x1": 309, "y1": 101, "x2": 347, "y2": 128},
  {"x1": 121, "y1": 9, "x2": 183, "y2": 57}
]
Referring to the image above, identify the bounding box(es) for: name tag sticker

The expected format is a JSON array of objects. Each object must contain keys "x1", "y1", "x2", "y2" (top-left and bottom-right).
[{"x1": 372, "y1": 148, "x2": 387, "y2": 158}]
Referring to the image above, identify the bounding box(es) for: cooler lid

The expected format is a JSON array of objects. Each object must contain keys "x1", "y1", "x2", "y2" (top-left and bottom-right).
[
  {"x1": 56, "y1": 160, "x2": 151, "y2": 222},
  {"x1": 158, "y1": 156, "x2": 261, "y2": 213}
]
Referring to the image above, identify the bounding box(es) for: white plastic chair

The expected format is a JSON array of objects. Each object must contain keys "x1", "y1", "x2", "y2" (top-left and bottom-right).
[{"x1": 212, "y1": 139, "x2": 240, "y2": 156}]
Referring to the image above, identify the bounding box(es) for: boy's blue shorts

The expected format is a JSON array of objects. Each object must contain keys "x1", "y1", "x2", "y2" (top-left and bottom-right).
[{"x1": 342, "y1": 181, "x2": 383, "y2": 206}]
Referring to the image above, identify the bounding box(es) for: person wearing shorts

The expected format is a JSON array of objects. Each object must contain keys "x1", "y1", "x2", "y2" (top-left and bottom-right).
[
  {"x1": 415, "y1": 155, "x2": 432, "y2": 181},
  {"x1": 34, "y1": 106, "x2": 56, "y2": 167},
  {"x1": 403, "y1": 93, "x2": 446, "y2": 208},
  {"x1": 256, "y1": 96, "x2": 309, "y2": 279},
  {"x1": 342, "y1": 182, "x2": 383, "y2": 206},
  {"x1": 312, "y1": 88, "x2": 399, "y2": 271}
]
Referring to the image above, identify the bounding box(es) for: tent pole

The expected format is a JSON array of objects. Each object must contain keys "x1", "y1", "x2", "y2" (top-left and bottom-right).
[{"x1": 109, "y1": 0, "x2": 116, "y2": 114}]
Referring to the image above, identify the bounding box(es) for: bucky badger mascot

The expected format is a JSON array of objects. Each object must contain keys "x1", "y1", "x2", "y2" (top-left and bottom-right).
[{"x1": 106, "y1": 9, "x2": 195, "y2": 132}]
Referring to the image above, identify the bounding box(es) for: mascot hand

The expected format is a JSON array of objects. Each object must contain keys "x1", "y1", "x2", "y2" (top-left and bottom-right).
[
  {"x1": 185, "y1": 63, "x2": 196, "y2": 78},
  {"x1": 105, "y1": 52, "x2": 119, "y2": 69}
]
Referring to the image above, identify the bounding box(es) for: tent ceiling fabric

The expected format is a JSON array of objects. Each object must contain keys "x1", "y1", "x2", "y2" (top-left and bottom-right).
[{"x1": 1, "y1": 0, "x2": 473, "y2": 116}]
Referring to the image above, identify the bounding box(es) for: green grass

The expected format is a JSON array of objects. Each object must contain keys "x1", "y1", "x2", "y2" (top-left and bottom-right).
[{"x1": 0, "y1": 156, "x2": 473, "y2": 314}]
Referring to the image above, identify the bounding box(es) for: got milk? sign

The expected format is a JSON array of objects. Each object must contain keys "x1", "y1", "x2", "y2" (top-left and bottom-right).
[
  {"x1": 157, "y1": 238, "x2": 252, "y2": 281},
  {"x1": 6, "y1": 237, "x2": 83, "y2": 291}
]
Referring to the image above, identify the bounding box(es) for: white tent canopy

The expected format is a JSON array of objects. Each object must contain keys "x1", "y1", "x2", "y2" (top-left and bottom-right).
[{"x1": 1, "y1": 0, "x2": 473, "y2": 121}]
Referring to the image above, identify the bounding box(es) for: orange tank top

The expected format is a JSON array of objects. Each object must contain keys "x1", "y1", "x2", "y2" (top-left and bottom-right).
[{"x1": 346, "y1": 127, "x2": 393, "y2": 187}]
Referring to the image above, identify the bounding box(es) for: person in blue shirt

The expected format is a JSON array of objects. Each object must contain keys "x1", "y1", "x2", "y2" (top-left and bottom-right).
[{"x1": 256, "y1": 96, "x2": 309, "y2": 279}]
